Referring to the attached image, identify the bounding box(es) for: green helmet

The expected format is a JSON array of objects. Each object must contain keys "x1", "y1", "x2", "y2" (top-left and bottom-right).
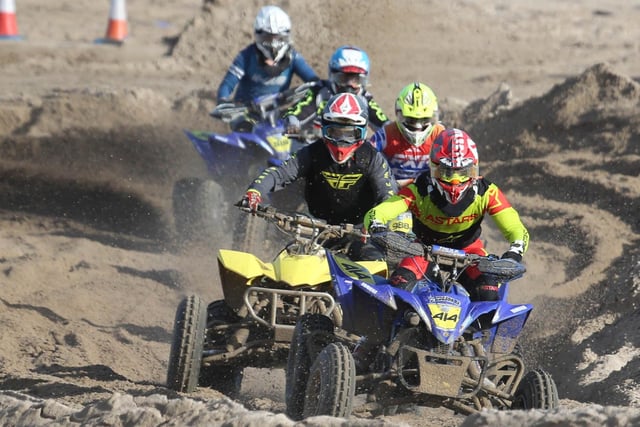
[{"x1": 395, "y1": 82, "x2": 439, "y2": 147}]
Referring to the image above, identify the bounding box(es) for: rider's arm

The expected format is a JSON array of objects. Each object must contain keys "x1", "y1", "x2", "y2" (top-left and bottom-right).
[
  {"x1": 364, "y1": 92, "x2": 390, "y2": 131},
  {"x1": 246, "y1": 145, "x2": 311, "y2": 195},
  {"x1": 291, "y1": 49, "x2": 320, "y2": 82},
  {"x1": 486, "y1": 183, "x2": 530, "y2": 254},
  {"x1": 369, "y1": 151, "x2": 398, "y2": 202},
  {"x1": 364, "y1": 191, "x2": 413, "y2": 230},
  {"x1": 216, "y1": 49, "x2": 248, "y2": 103},
  {"x1": 282, "y1": 86, "x2": 320, "y2": 126}
]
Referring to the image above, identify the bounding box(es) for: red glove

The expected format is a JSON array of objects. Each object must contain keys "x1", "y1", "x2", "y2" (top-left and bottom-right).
[{"x1": 243, "y1": 190, "x2": 262, "y2": 212}]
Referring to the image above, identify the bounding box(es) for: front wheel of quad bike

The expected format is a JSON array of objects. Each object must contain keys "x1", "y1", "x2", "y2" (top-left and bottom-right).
[
  {"x1": 198, "y1": 300, "x2": 244, "y2": 398},
  {"x1": 173, "y1": 178, "x2": 229, "y2": 243},
  {"x1": 166, "y1": 294, "x2": 207, "y2": 393},
  {"x1": 512, "y1": 368, "x2": 559, "y2": 410},
  {"x1": 302, "y1": 342, "x2": 356, "y2": 419},
  {"x1": 285, "y1": 314, "x2": 335, "y2": 421}
]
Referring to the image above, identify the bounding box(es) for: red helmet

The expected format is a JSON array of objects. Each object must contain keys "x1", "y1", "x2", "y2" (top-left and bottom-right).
[
  {"x1": 321, "y1": 93, "x2": 369, "y2": 164},
  {"x1": 429, "y1": 128, "x2": 479, "y2": 204}
]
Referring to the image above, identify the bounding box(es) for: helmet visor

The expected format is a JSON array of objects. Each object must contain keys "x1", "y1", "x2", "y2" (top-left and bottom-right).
[
  {"x1": 322, "y1": 124, "x2": 366, "y2": 146},
  {"x1": 255, "y1": 32, "x2": 289, "y2": 59},
  {"x1": 402, "y1": 116, "x2": 435, "y2": 132},
  {"x1": 332, "y1": 72, "x2": 368, "y2": 90},
  {"x1": 432, "y1": 163, "x2": 477, "y2": 183}
]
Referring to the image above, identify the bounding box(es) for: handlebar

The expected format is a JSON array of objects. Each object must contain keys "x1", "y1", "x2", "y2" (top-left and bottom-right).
[
  {"x1": 211, "y1": 81, "x2": 321, "y2": 123},
  {"x1": 425, "y1": 244, "x2": 525, "y2": 282},
  {"x1": 238, "y1": 205, "x2": 366, "y2": 241}
]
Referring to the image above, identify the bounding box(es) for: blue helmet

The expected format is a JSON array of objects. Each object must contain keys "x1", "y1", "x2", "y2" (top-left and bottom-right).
[{"x1": 328, "y1": 46, "x2": 370, "y2": 95}]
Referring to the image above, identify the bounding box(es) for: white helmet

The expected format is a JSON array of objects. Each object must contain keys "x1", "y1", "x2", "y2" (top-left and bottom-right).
[{"x1": 254, "y1": 6, "x2": 292, "y2": 64}]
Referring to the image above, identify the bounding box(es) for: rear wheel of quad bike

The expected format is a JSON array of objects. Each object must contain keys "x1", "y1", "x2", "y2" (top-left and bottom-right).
[
  {"x1": 512, "y1": 368, "x2": 559, "y2": 410},
  {"x1": 166, "y1": 294, "x2": 207, "y2": 393},
  {"x1": 302, "y1": 342, "x2": 356, "y2": 419},
  {"x1": 285, "y1": 314, "x2": 335, "y2": 421},
  {"x1": 173, "y1": 178, "x2": 228, "y2": 242},
  {"x1": 198, "y1": 300, "x2": 244, "y2": 398}
]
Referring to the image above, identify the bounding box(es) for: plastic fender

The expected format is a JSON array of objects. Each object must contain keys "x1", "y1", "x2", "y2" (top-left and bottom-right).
[
  {"x1": 217, "y1": 249, "x2": 276, "y2": 281},
  {"x1": 493, "y1": 283, "x2": 533, "y2": 323},
  {"x1": 420, "y1": 291, "x2": 471, "y2": 345},
  {"x1": 272, "y1": 252, "x2": 331, "y2": 287},
  {"x1": 209, "y1": 132, "x2": 247, "y2": 149},
  {"x1": 237, "y1": 125, "x2": 276, "y2": 155},
  {"x1": 493, "y1": 302, "x2": 533, "y2": 323},
  {"x1": 184, "y1": 130, "x2": 217, "y2": 171},
  {"x1": 357, "y1": 260, "x2": 388, "y2": 279},
  {"x1": 254, "y1": 121, "x2": 289, "y2": 156},
  {"x1": 352, "y1": 281, "x2": 398, "y2": 310}
]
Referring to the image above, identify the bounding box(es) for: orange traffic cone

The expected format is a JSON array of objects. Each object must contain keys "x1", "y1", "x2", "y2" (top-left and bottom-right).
[
  {"x1": 0, "y1": 0, "x2": 22, "y2": 40},
  {"x1": 95, "y1": 0, "x2": 127, "y2": 45}
]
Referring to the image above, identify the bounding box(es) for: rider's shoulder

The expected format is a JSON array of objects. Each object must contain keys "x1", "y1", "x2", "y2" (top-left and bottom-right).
[
  {"x1": 361, "y1": 90, "x2": 377, "y2": 102},
  {"x1": 476, "y1": 177, "x2": 494, "y2": 195}
]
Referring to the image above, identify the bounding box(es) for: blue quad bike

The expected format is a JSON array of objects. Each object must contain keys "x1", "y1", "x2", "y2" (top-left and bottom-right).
[
  {"x1": 285, "y1": 241, "x2": 559, "y2": 419},
  {"x1": 172, "y1": 81, "x2": 319, "y2": 247}
]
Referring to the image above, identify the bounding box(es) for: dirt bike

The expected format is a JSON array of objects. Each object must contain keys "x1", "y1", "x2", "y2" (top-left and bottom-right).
[
  {"x1": 166, "y1": 206, "x2": 388, "y2": 397},
  {"x1": 172, "y1": 81, "x2": 319, "y2": 244},
  {"x1": 285, "y1": 242, "x2": 559, "y2": 419}
]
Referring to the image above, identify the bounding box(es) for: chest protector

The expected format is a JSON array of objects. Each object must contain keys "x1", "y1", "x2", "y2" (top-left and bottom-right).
[{"x1": 305, "y1": 142, "x2": 379, "y2": 225}]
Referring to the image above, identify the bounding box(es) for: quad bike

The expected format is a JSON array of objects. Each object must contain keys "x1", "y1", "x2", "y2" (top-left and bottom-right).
[
  {"x1": 166, "y1": 206, "x2": 388, "y2": 397},
  {"x1": 172, "y1": 81, "x2": 319, "y2": 245},
  {"x1": 285, "y1": 243, "x2": 559, "y2": 420}
]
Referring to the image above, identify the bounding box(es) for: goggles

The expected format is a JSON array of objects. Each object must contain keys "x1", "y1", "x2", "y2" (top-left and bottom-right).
[
  {"x1": 332, "y1": 72, "x2": 368, "y2": 89},
  {"x1": 432, "y1": 163, "x2": 477, "y2": 184},
  {"x1": 256, "y1": 32, "x2": 289, "y2": 54},
  {"x1": 322, "y1": 124, "x2": 367, "y2": 146},
  {"x1": 255, "y1": 32, "x2": 288, "y2": 43},
  {"x1": 402, "y1": 116, "x2": 434, "y2": 132}
]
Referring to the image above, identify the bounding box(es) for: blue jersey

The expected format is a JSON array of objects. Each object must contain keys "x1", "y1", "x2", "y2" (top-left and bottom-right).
[{"x1": 217, "y1": 44, "x2": 318, "y2": 103}]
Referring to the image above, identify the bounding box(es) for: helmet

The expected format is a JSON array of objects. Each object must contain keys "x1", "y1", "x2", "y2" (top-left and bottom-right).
[
  {"x1": 321, "y1": 93, "x2": 369, "y2": 164},
  {"x1": 254, "y1": 6, "x2": 291, "y2": 64},
  {"x1": 395, "y1": 82, "x2": 439, "y2": 147},
  {"x1": 328, "y1": 46, "x2": 370, "y2": 95},
  {"x1": 429, "y1": 128, "x2": 479, "y2": 204}
]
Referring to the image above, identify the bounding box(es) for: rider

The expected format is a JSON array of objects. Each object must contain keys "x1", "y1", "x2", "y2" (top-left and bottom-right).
[
  {"x1": 364, "y1": 128, "x2": 529, "y2": 301},
  {"x1": 216, "y1": 6, "x2": 319, "y2": 129},
  {"x1": 241, "y1": 92, "x2": 396, "y2": 260},
  {"x1": 369, "y1": 82, "x2": 445, "y2": 188},
  {"x1": 282, "y1": 45, "x2": 388, "y2": 140},
  {"x1": 352, "y1": 128, "x2": 529, "y2": 372}
]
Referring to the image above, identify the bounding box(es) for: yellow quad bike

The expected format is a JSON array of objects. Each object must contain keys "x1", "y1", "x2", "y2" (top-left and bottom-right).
[{"x1": 166, "y1": 206, "x2": 388, "y2": 397}]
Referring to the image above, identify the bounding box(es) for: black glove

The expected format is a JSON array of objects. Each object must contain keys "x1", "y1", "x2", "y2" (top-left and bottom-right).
[{"x1": 501, "y1": 251, "x2": 522, "y2": 263}]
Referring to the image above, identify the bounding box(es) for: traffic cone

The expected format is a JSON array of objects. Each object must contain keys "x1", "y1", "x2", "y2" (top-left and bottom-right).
[
  {"x1": 0, "y1": 0, "x2": 22, "y2": 40},
  {"x1": 95, "y1": 0, "x2": 127, "y2": 45}
]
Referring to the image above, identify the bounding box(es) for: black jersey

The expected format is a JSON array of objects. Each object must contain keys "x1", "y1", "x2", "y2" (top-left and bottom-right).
[{"x1": 248, "y1": 140, "x2": 396, "y2": 225}]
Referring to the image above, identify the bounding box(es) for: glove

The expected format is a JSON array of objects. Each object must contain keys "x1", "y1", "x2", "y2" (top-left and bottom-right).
[
  {"x1": 284, "y1": 115, "x2": 301, "y2": 135},
  {"x1": 241, "y1": 190, "x2": 262, "y2": 212},
  {"x1": 501, "y1": 251, "x2": 522, "y2": 263},
  {"x1": 501, "y1": 241, "x2": 524, "y2": 262},
  {"x1": 368, "y1": 220, "x2": 388, "y2": 235}
]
